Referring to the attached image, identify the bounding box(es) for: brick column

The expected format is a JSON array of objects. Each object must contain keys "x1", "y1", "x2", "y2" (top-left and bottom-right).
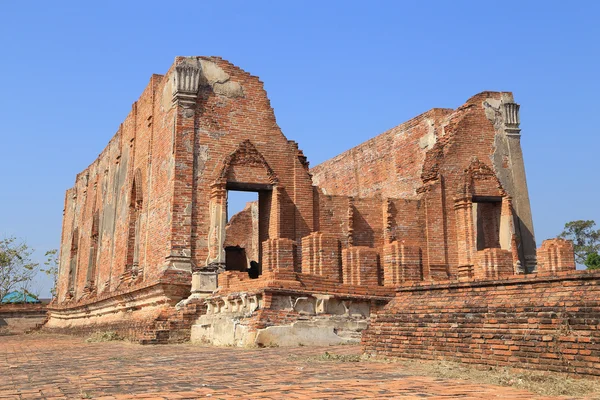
[
  {"x1": 454, "y1": 197, "x2": 476, "y2": 278},
  {"x1": 301, "y1": 232, "x2": 341, "y2": 281},
  {"x1": 537, "y1": 239, "x2": 576, "y2": 273},
  {"x1": 422, "y1": 183, "x2": 449, "y2": 279},
  {"x1": 166, "y1": 58, "x2": 202, "y2": 274},
  {"x1": 503, "y1": 102, "x2": 537, "y2": 271},
  {"x1": 342, "y1": 246, "x2": 379, "y2": 286},
  {"x1": 205, "y1": 183, "x2": 227, "y2": 270}
]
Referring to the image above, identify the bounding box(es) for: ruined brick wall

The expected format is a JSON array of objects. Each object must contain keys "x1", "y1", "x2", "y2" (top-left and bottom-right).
[
  {"x1": 420, "y1": 93, "x2": 509, "y2": 277},
  {"x1": 181, "y1": 57, "x2": 314, "y2": 270},
  {"x1": 57, "y1": 72, "x2": 177, "y2": 303},
  {"x1": 310, "y1": 108, "x2": 453, "y2": 199},
  {"x1": 313, "y1": 192, "x2": 350, "y2": 247},
  {"x1": 55, "y1": 56, "x2": 318, "y2": 312},
  {"x1": 386, "y1": 199, "x2": 424, "y2": 247},
  {"x1": 53, "y1": 56, "x2": 545, "y2": 347},
  {"x1": 352, "y1": 198, "x2": 384, "y2": 249},
  {"x1": 363, "y1": 271, "x2": 600, "y2": 376},
  {"x1": 311, "y1": 92, "x2": 536, "y2": 276},
  {"x1": 220, "y1": 91, "x2": 535, "y2": 285}
]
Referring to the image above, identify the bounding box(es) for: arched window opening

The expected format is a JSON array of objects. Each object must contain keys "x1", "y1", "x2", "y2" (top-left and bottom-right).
[
  {"x1": 68, "y1": 228, "x2": 79, "y2": 296},
  {"x1": 86, "y1": 212, "x2": 100, "y2": 290},
  {"x1": 473, "y1": 197, "x2": 503, "y2": 251},
  {"x1": 126, "y1": 172, "x2": 143, "y2": 279}
]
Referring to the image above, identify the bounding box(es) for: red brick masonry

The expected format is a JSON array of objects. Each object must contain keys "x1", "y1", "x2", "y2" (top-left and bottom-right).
[
  {"x1": 47, "y1": 56, "x2": 583, "y2": 360},
  {"x1": 363, "y1": 270, "x2": 600, "y2": 376}
]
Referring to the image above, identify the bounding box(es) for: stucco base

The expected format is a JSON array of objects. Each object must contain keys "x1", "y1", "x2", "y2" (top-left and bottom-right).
[{"x1": 191, "y1": 291, "x2": 379, "y2": 347}]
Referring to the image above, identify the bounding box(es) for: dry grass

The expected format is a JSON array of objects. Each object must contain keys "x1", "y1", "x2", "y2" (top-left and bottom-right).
[
  {"x1": 85, "y1": 331, "x2": 124, "y2": 343},
  {"x1": 396, "y1": 358, "x2": 600, "y2": 398},
  {"x1": 298, "y1": 351, "x2": 600, "y2": 398},
  {"x1": 311, "y1": 351, "x2": 362, "y2": 362}
]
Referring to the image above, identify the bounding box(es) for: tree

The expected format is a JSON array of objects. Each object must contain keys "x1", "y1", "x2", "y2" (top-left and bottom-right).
[
  {"x1": 0, "y1": 237, "x2": 39, "y2": 302},
  {"x1": 41, "y1": 249, "x2": 59, "y2": 298},
  {"x1": 585, "y1": 252, "x2": 600, "y2": 270},
  {"x1": 559, "y1": 220, "x2": 600, "y2": 265}
]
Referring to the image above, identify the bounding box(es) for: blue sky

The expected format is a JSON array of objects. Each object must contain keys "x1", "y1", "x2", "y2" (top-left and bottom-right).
[{"x1": 1, "y1": 1, "x2": 598, "y2": 297}]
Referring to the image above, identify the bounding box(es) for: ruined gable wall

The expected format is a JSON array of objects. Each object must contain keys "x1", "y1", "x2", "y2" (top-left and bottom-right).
[
  {"x1": 310, "y1": 92, "x2": 532, "y2": 278},
  {"x1": 56, "y1": 73, "x2": 176, "y2": 303},
  {"x1": 310, "y1": 108, "x2": 453, "y2": 199},
  {"x1": 419, "y1": 92, "x2": 517, "y2": 276},
  {"x1": 184, "y1": 57, "x2": 315, "y2": 268}
]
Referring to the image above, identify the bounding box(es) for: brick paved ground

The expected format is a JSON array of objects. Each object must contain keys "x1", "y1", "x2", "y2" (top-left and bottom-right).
[{"x1": 0, "y1": 334, "x2": 580, "y2": 399}]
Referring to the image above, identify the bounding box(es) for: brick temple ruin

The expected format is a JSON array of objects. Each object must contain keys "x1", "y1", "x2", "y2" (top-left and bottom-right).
[{"x1": 46, "y1": 57, "x2": 600, "y2": 376}]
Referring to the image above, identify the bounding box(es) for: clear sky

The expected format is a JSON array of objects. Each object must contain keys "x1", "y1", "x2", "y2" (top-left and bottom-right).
[{"x1": 1, "y1": 1, "x2": 598, "y2": 297}]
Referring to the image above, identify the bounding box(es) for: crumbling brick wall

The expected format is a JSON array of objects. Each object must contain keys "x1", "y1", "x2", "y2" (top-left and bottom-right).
[
  {"x1": 310, "y1": 108, "x2": 454, "y2": 200},
  {"x1": 57, "y1": 73, "x2": 176, "y2": 302},
  {"x1": 537, "y1": 238, "x2": 576, "y2": 273},
  {"x1": 311, "y1": 92, "x2": 537, "y2": 277},
  {"x1": 53, "y1": 56, "x2": 316, "y2": 308},
  {"x1": 179, "y1": 58, "x2": 315, "y2": 274},
  {"x1": 50, "y1": 56, "x2": 319, "y2": 336},
  {"x1": 50, "y1": 56, "x2": 545, "y2": 344}
]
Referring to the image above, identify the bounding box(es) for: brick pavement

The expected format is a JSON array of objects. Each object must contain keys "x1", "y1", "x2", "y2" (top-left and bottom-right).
[{"x1": 0, "y1": 334, "x2": 578, "y2": 399}]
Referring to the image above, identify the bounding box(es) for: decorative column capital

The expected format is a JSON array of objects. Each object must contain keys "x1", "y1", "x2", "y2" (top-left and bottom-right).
[
  {"x1": 210, "y1": 181, "x2": 227, "y2": 200},
  {"x1": 172, "y1": 58, "x2": 202, "y2": 108},
  {"x1": 503, "y1": 102, "x2": 521, "y2": 137}
]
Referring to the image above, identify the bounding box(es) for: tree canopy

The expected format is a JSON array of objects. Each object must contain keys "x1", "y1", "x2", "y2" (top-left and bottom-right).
[
  {"x1": 0, "y1": 237, "x2": 39, "y2": 302},
  {"x1": 585, "y1": 252, "x2": 600, "y2": 270},
  {"x1": 41, "y1": 249, "x2": 59, "y2": 298}
]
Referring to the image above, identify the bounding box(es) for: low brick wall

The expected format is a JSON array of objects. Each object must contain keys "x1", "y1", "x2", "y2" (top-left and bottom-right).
[
  {"x1": 362, "y1": 271, "x2": 600, "y2": 376},
  {"x1": 218, "y1": 270, "x2": 395, "y2": 298},
  {"x1": 0, "y1": 304, "x2": 47, "y2": 334}
]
